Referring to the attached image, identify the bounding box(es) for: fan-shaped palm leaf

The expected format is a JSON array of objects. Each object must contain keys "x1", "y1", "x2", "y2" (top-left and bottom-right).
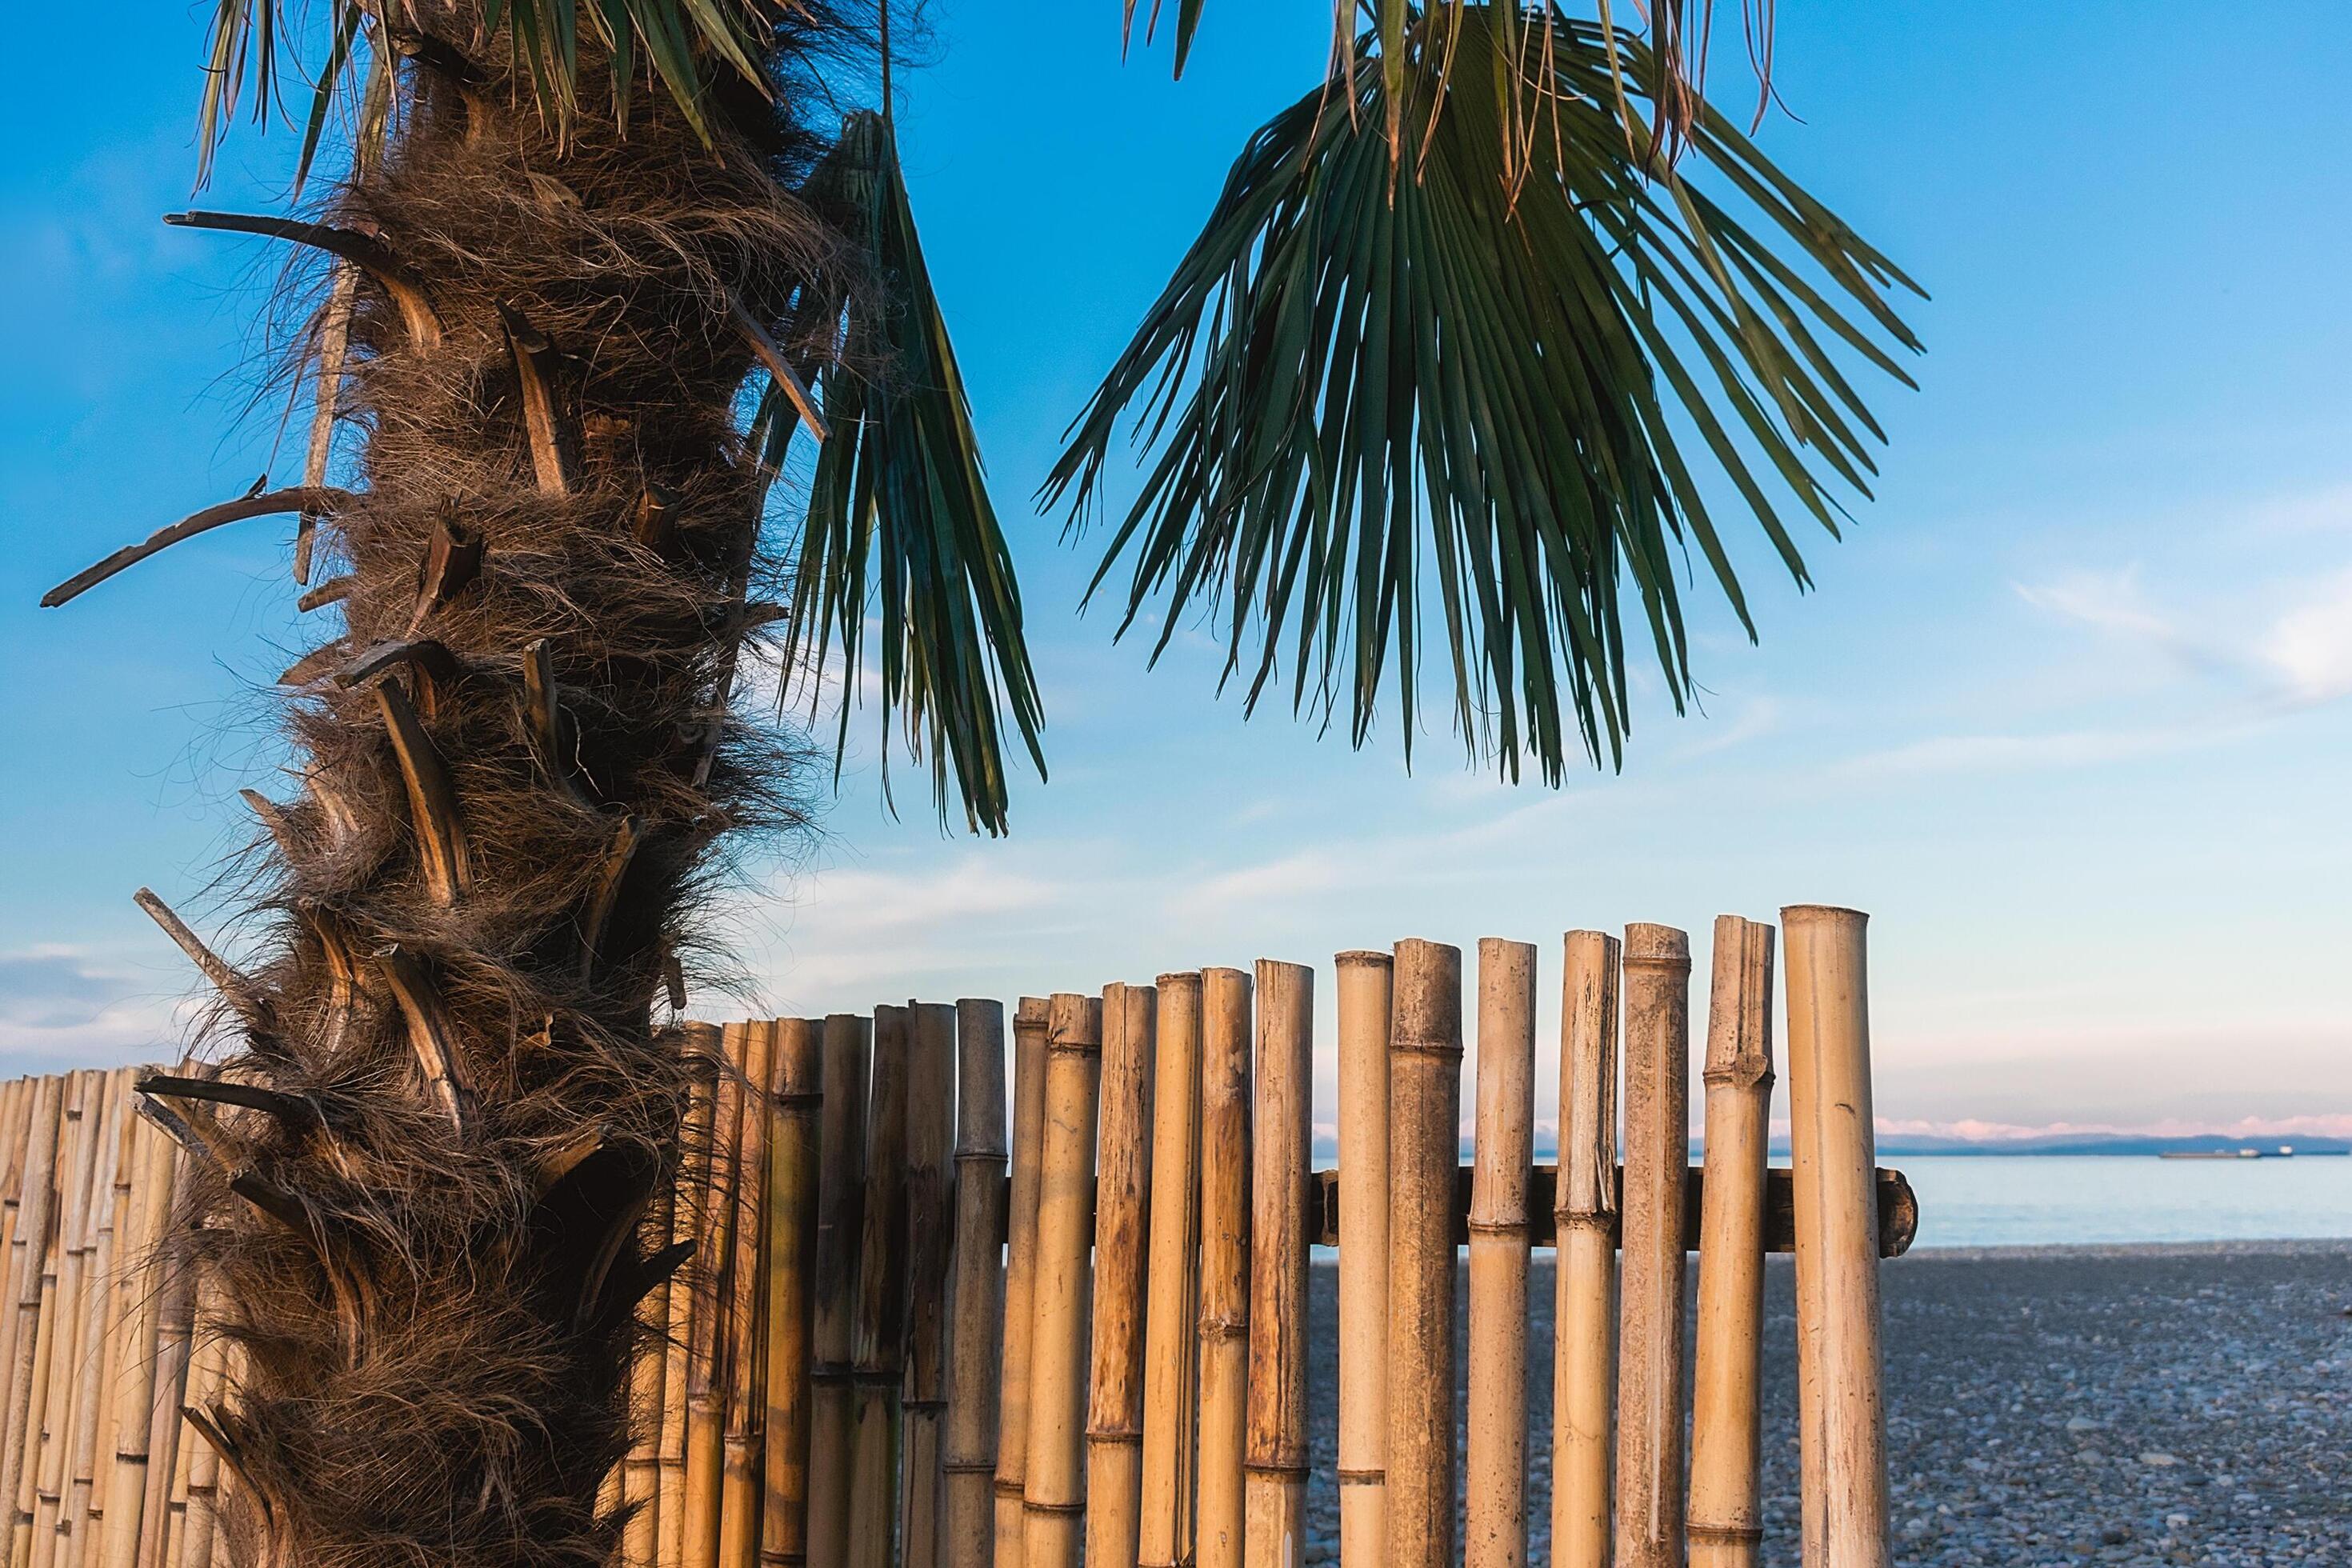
[
  {"x1": 1046, "y1": 7, "x2": 1922, "y2": 784},
  {"x1": 197, "y1": 0, "x2": 774, "y2": 187},
  {"x1": 790, "y1": 110, "x2": 1046, "y2": 835}
]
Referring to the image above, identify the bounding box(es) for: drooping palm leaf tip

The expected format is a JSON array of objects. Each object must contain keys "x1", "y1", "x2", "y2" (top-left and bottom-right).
[
  {"x1": 40, "y1": 3, "x2": 1033, "y2": 1565},
  {"x1": 1053, "y1": 6, "x2": 1923, "y2": 784}
]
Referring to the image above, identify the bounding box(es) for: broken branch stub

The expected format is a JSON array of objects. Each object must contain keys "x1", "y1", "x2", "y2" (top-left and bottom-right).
[
  {"x1": 522, "y1": 638, "x2": 595, "y2": 809},
  {"x1": 42, "y1": 489, "x2": 352, "y2": 608},
  {"x1": 298, "y1": 266, "x2": 358, "y2": 584},
  {"x1": 726, "y1": 293, "x2": 830, "y2": 443},
  {"x1": 132, "y1": 888, "x2": 268, "y2": 1029},
  {"x1": 371, "y1": 944, "x2": 475, "y2": 1137},
  {"x1": 166, "y1": 211, "x2": 442, "y2": 349},
  {"x1": 498, "y1": 302, "x2": 580, "y2": 495},
  {"x1": 406, "y1": 514, "x2": 484, "y2": 636},
  {"x1": 374, "y1": 682, "x2": 472, "y2": 905}
]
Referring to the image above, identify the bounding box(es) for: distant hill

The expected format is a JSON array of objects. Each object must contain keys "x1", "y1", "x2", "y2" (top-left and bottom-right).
[
  {"x1": 1305, "y1": 1131, "x2": 2352, "y2": 1162},
  {"x1": 1866, "y1": 1131, "x2": 2352, "y2": 1157}
]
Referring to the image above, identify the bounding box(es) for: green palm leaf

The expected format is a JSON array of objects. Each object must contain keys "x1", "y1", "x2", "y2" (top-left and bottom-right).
[
  {"x1": 790, "y1": 110, "x2": 1046, "y2": 835},
  {"x1": 197, "y1": 0, "x2": 773, "y2": 186},
  {"x1": 1046, "y1": 6, "x2": 1922, "y2": 784}
]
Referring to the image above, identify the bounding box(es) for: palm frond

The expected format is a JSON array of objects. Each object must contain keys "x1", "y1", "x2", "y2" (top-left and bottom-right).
[
  {"x1": 197, "y1": 0, "x2": 775, "y2": 185},
  {"x1": 1045, "y1": 8, "x2": 1922, "y2": 785},
  {"x1": 787, "y1": 110, "x2": 1046, "y2": 835}
]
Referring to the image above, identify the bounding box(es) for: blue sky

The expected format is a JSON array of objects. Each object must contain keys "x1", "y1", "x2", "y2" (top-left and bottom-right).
[{"x1": 5, "y1": 3, "x2": 2351, "y2": 1141}]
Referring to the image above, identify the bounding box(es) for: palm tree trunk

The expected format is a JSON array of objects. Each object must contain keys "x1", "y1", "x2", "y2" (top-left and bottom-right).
[{"x1": 147, "y1": 14, "x2": 851, "y2": 1565}]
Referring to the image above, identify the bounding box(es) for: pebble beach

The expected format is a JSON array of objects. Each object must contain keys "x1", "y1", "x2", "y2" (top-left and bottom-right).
[{"x1": 1295, "y1": 1240, "x2": 2352, "y2": 1566}]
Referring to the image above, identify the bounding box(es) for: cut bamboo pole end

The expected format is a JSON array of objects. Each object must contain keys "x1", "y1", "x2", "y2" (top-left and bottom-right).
[
  {"x1": 1387, "y1": 939, "x2": 1462, "y2": 1568},
  {"x1": 1195, "y1": 967, "x2": 1253, "y2": 1568},
  {"x1": 1466, "y1": 939, "x2": 1535, "y2": 1568},
  {"x1": 1617, "y1": 923, "x2": 1692, "y2": 1568},
  {"x1": 1138, "y1": 974, "x2": 1204, "y2": 1568},
  {"x1": 805, "y1": 1014, "x2": 870, "y2": 1568},
  {"x1": 992, "y1": 998, "x2": 1050, "y2": 1568},
  {"x1": 1782, "y1": 906, "x2": 1891, "y2": 1568},
  {"x1": 1021, "y1": 994, "x2": 1104, "y2": 1568},
  {"x1": 1245, "y1": 962, "x2": 1312, "y2": 1568},
  {"x1": 942, "y1": 999, "x2": 1008, "y2": 1568},
  {"x1": 1086, "y1": 983, "x2": 1156, "y2": 1568},
  {"x1": 1690, "y1": 918, "x2": 1776, "y2": 1568},
  {"x1": 1554, "y1": 930, "x2": 1621, "y2": 1568},
  {"x1": 1333, "y1": 950, "x2": 1391, "y2": 1568}
]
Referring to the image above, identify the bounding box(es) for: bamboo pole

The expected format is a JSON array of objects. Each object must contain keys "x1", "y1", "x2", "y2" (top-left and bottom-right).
[
  {"x1": 900, "y1": 1003, "x2": 957, "y2": 1568},
  {"x1": 1782, "y1": 906, "x2": 1891, "y2": 1568},
  {"x1": 0, "y1": 1080, "x2": 34, "y2": 1430},
  {"x1": 1019, "y1": 993, "x2": 1102, "y2": 1568},
  {"x1": 102, "y1": 1107, "x2": 174, "y2": 1568},
  {"x1": 1553, "y1": 932, "x2": 1621, "y2": 1568},
  {"x1": 941, "y1": 999, "x2": 1006, "y2": 1568},
  {"x1": 1616, "y1": 923, "x2": 1692, "y2": 1568},
  {"x1": 31, "y1": 1072, "x2": 102, "y2": 1568},
  {"x1": 1085, "y1": 983, "x2": 1154, "y2": 1568},
  {"x1": 623, "y1": 1106, "x2": 674, "y2": 1568},
  {"x1": 16, "y1": 1073, "x2": 80, "y2": 1568},
  {"x1": 1245, "y1": 961, "x2": 1311, "y2": 1568},
  {"x1": 1136, "y1": 974, "x2": 1202, "y2": 1568},
  {"x1": 1689, "y1": 918, "x2": 1776, "y2": 1568},
  {"x1": 1195, "y1": 966, "x2": 1252, "y2": 1568},
  {"x1": 1333, "y1": 951, "x2": 1390, "y2": 1568},
  {"x1": 0, "y1": 1077, "x2": 62, "y2": 1560},
  {"x1": 80, "y1": 1073, "x2": 139, "y2": 1568},
  {"x1": 686, "y1": 1022, "x2": 754, "y2": 1568},
  {"x1": 659, "y1": 1032, "x2": 722, "y2": 1568},
  {"x1": 806, "y1": 1014, "x2": 871, "y2": 1568},
  {"x1": 1386, "y1": 941, "x2": 1461, "y2": 1568},
  {"x1": 990, "y1": 998, "x2": 1050, "y2": 1568},
  {"x1": 760, "y1": 1018, "x2": 824, "y2": 1568},
  {"x1": 134, "y1": 1170, "x2": 193, "y2": 1568},
  {"x1": 847, "y1": 1005, "x2": 911, "y2": 1568},
  {"x1": 1466, "y1": 940, "x2": 1535, "y2": 1568},
  {"x1": 61, "y1": 1076, "x2": 129, "y2": 1568},
  {"x1": 721, "y1": 1021, "x2": 778, "y2": 1568},
  {"x1": 173, "y1": 1294, "x2": 228, "y2": 1568}
]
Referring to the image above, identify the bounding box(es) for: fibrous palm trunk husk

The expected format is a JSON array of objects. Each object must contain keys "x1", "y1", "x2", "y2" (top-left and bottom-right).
[{"x1": 119, "y1": 13, "x2": 869, "y2": 1562}]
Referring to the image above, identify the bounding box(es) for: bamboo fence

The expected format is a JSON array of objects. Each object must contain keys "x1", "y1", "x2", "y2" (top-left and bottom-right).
[{"x1": 0, "y1": 908, "x2": 1920, "y2": 1567}]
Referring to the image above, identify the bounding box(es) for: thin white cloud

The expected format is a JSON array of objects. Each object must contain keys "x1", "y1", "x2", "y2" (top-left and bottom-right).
[
  {"x1": 2258, "y1": 566, "x2": 2352, "y2": 704},
  {"x1": 1839, "y1": 723, "x2": 2222, "y2": 778}
]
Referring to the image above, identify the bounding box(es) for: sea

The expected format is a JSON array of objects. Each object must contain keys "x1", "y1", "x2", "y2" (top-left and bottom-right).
[{"x1": 1897, "y1": 1154, "x2": 2352, "y2": 1249}]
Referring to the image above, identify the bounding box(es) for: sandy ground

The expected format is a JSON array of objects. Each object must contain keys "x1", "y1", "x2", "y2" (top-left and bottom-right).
[{"x1": 1290, "y1": 1240, "x2": 2352, "y2": 1566}]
